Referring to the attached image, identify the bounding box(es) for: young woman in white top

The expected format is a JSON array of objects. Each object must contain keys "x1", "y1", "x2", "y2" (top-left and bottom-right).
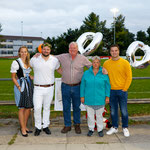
[{"x1": 10, "y1": 46, "x2": 33, "y2": 137}]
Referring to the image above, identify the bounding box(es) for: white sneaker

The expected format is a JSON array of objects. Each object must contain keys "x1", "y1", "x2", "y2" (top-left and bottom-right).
[
  {"x1": 123, "y1": 128, "x2": 130, "y2": 137},
  {"x1": 106, "y1": 127, "x2": 118, "y2": 135}
]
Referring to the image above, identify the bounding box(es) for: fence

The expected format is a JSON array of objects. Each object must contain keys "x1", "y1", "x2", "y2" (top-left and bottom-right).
[{"x1": 0, "y1": 77, "x2": 150, "y2": 105}]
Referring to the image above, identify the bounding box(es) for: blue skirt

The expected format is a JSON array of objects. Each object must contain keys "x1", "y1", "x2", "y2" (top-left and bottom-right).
[
  {"x1": 14, "y1": 79, "x2": 21, "y2": 107},
  {"x1": 14, "y1": 77, "x2": 33, "y2": 109}
]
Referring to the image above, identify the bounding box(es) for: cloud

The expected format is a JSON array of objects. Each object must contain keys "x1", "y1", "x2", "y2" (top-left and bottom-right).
[{"x1": 0, "y1": 0, "x2": 150, "y2": 38}]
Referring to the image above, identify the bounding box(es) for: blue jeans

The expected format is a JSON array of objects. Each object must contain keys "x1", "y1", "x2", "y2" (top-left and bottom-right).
[
  {"x1": 61, "y1": 83, "x2": 81, "y2": 127},
  {"x1": 110, "y1": 90, "x2": 128, "y2": 128}
]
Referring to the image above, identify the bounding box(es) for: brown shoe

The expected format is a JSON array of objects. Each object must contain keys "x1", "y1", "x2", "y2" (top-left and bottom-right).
[
  {"x1": 74, "y1": 124, "x2": 81, "y2": 134},
  {"x1": 61, "y1": 126, "x2": 71, "y2": 133}
]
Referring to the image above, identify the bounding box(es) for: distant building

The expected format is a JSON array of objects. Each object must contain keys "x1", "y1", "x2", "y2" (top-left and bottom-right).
[{"x1": 0, "y1": 35, "x2": 45, "y2": 56}]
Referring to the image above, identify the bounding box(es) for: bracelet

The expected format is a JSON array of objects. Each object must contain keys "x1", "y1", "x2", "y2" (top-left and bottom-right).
[{"x1": 17, "y1": 85, "x2": 20, "y2": 88}]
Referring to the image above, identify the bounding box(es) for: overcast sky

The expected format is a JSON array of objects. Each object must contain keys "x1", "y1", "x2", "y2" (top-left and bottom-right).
[{"x1": 0, "y1": 0, "x2": 150, "y2": 39}]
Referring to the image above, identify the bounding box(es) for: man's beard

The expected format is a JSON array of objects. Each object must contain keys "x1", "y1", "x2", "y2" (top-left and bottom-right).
[{"x1": 42, "y1": 53, "x2": 50, "y2": 57}]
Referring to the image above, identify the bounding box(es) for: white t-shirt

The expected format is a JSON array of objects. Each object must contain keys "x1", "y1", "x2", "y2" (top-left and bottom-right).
[{"x1": 30, "y1": 55, "x2": 60, "y2": 85}]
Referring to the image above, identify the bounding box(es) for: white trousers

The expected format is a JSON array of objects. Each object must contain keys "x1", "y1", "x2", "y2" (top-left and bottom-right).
[
  {"x1": 86, "y1": 106, "x2": 104, "y2": 132},
  {"x1": 33, "y1": 86, "x2": 54, "y2": 129}
]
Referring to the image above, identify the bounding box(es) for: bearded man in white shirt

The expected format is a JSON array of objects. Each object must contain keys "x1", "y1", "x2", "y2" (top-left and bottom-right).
[{"x1": 30, "y1": 43, "x2": 61, "y2": 136}]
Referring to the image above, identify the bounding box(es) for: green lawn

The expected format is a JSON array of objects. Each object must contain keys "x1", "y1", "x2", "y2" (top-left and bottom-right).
[
  {"x1": 0, "y1": 105, "x2": 18, "y2": 118},
  {"x1": 0, "y1": 57, "x2": 150, "y2": 119},
  {"x1": 0, "y1": 58, "x2": 150, "y2": 100},
  {"x1": 0, "y1": 59, "x2": 13, "y2": 78},
  {"x1": 128, "y1": 80, "x2": 150, "y2": 98},
  {"x1": 0, "y1": 81, "x2": 14, "y2": 100},
  {"x1": 1, "y1": 104, "x2": 150, "y2": 119},
  {"x1": 1, "y1": 58, "x2": 150, "y2": 77}
]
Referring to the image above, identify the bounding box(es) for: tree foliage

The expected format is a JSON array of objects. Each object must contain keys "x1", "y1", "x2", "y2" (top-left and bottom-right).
[
  {"x1": 0, "y1": 24, "x2": 3, "y2": 48},
  {"x1": 0, "y1": 24, "x2": 2, "y2": 33},
  {"x1": 135, "y1": 27, "x2": 150, "y2": 56},
  {"x1": 80, "y1": 12, "x2": 111, "y2": 56},
  {"x1": 147, "y1": 26, "x2": 150, "y2": 45},
  {"x1": 136, "y1": 27, "x2": 150, "y2": 46},
  {"x1": 136, "y1": 31, "x2": 147, "y2": 42},
  {"x1": 110, "y1": 14, "x2": 135, "y2": 55},
  {"x1": 44, "y1": 12, "x2": 149, "y2": 56}
]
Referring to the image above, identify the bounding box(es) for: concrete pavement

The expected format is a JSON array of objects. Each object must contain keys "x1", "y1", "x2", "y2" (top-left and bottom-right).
[{"x1": 0, "y1": 117, "x2": 150, "y2": 150}]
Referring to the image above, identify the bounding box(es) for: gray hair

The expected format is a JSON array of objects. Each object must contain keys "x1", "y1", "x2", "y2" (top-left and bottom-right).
[
  {"x1": 69, "y1": 42, "x2": 78, "y2": 49},
  {"x1": 92, "y1": 56, "x2": 101, "y2": 62}
]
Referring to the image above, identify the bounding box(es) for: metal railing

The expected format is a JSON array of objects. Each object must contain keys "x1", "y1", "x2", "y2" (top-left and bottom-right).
[
  {"x1": 0, "y1": 77, "x2": 150, "y2": 104},
  {"x1": 1, "y1": 77, "x2": 150, "y2": 81}
]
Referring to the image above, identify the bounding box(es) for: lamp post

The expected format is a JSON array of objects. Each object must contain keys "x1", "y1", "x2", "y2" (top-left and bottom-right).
[
  {"x1": 110, "y1": 8, "x2": 119, "y2": 44},
  {"x1": 21, "y1": 21, "x2": 23, "y2": 45}
]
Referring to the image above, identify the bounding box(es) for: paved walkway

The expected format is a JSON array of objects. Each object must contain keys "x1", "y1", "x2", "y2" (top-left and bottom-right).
[{"x1": 0, "y1": 116, "x2": 150, "y2": 150}]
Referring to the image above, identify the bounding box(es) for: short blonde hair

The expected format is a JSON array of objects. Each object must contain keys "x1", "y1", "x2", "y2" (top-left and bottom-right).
[{"x1": 92, "y1": 56, "x2": 101, "y2": 62}]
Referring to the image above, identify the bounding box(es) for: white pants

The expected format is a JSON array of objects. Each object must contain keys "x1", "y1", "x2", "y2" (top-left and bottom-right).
[
  {"x1": 33, "y1": 86, "x2": 54, "y2": 129},
  {"x1": 86, "y1": 106, "x2": 104, "y2": 132}
]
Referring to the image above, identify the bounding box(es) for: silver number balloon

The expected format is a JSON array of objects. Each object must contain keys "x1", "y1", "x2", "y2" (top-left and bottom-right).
[
  {"x1": 126, "y1": 41, "x2": 150, "y2": 68},
  {"x1": 76, "y1": 32, "x2": 103, "y2": 56}
]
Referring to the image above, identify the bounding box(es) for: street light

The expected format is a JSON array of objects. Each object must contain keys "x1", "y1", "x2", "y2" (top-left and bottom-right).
[
  {"x1": 110, "y1": 8, "x2": 119, "y2": 44},
  {"x1": 21, "y1": 21, "x2": 23, "y2": 45}
]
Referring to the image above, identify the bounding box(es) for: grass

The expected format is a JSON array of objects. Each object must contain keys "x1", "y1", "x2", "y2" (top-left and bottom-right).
[
  {"x1": 96, "y1": 142, "x2": 109, "y2": 144},
  {"x1": 0, "y1": 81, "x2": 14, "y2": 100},
  {"x1": 8, "y1": 133, "x2": 17, "y2": 145},
  {"x1": 128, "y1": 80, "x2": 150, "y2": 99},
  {"x1": 0, "y1": 58, "x2": 150, "y2": 118},
  {"x1": 1, "y1": 58, "x2": 150, "y2": 78},
  {"x1": 0, "y1": 104, "x2": 150, "y2": 126},
  {"x1": 0, "y1": 59, "x2": 13, "y2": 78},
  {"x1": 0, "y1": 104, "x2": 150, "y2": 119},
  {"x1": 132, "y1": 66, "x2": 150, "y2": 77},
  {"x1": 128, "y1": 104, "x2": 150, "y2": 116},
  {"x1": 0, "y1": 105, "x2": 18, "y2": 118},
  {"x1": 1, "y1": 80, "x2": 150, "y2": 100},
  {"x1": 129, "y1": 119, "x2": 150, "y2": 125},
  {"x1": 0, "y1": 58, "x2": 150, "y2": 100}
]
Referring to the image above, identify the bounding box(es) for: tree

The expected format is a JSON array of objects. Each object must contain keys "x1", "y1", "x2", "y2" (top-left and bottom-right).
[
  {"x1": 82, "y1": 12, "x2": 102, "y2": 32},
  {"x1": 80, "y1": 12, "x2": 111, "y2": 55},
  {"x1": 44, "y1": 12, "x2": 136, "y2": 56},
  {"x1": 44, "y1": 36, "x2": 57, "y2": 54},
  {"x1": 136, "y1": 30, "x2": 147, "y2": 43},
  {"x1": 44, "y1": 28, "x2": 81, "y2": 55},
  {"x1": 0, "y1": 24, "x2": 2, "y2": 32},
  {"x1": 0, "y1": 24, "x2": 3, "y2": 48},
  {"x1": 111, "y1": 14, "x2": 135, "y2": 55},
  {"x1": 146, "y1": 26, "x2": 150, "y2": 45},
  {"x1": 135, "y1": 28, "x2": 150, "y2": 56}
]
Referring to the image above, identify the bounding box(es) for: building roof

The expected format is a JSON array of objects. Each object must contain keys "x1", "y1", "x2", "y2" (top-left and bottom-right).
[{"x1": 0, "y1": 35, "x2": 45, "y2": 41}]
